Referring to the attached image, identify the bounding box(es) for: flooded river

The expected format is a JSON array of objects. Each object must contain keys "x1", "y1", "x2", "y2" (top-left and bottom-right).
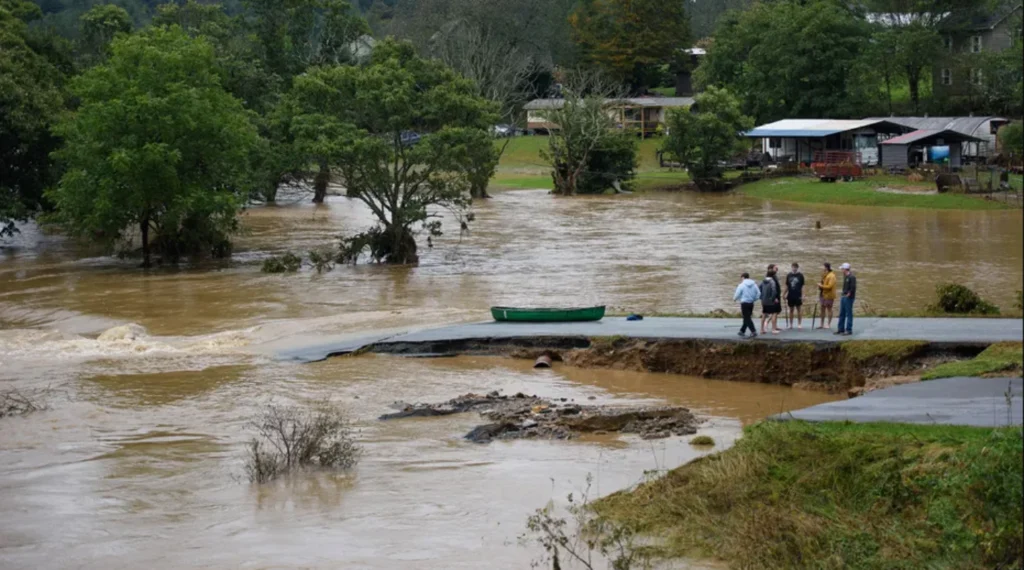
[{"x1": 1, "y1": 189, "x2": 1021, "y2": 568}]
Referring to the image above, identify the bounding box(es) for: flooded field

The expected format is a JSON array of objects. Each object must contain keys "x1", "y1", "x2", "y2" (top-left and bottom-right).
[{"x1": 1, "y1": 188, "x2": 1020, "y2": 568}]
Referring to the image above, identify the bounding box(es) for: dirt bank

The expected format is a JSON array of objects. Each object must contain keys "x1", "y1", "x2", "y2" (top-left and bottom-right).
[
  {"x1": 507, "y1": 338, "x2": 987, "y2": 393},
  {"x1": 380, "y1": 391, "x2": 700, "y2": 443}
]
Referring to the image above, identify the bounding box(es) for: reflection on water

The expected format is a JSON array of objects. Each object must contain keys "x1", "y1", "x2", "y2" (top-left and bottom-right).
[{"x1": 0, "y1": 188, "x2": 1018, "y2": 568}]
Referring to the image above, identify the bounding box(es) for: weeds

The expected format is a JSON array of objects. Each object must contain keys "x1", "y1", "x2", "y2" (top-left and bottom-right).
[
  {"x1": 307, "y1": 247, "x2": 335, "y2": 273},
  {"x1": 688, "y1": 435, "x2": 715, "y2": 447},
  {"x1": 244, "y1": 401, "x2": 361, "y2": 484},
  {"x1": 522, "y1": 474, "x2": 651, "y2": 570},
  {"x1": 261, "y1": 252, "x2": 302, "y2": 273}
]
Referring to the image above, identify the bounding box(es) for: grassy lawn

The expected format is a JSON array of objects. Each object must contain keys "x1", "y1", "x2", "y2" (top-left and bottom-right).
[
  {"x1": 596, "y1": 420, "x2": 1023, "y2": 569},
  {"x1": 922, "y1": 341, "x2": 1023, "y2": 380},
  {"x1": 490, "y1": 135, "x2": 692, "y2": 192},
  {"x1": 736, "y1": 177, "x2": 1014, "y2": 210}
]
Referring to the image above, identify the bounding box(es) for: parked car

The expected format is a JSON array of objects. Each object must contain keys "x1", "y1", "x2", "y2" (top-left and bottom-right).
[
  {"x1": 400, "y1": 131, "x2": 421, "y2": 146},
  {"x1": 492, "y1": 124, "x2": 520, "y2": 137}
]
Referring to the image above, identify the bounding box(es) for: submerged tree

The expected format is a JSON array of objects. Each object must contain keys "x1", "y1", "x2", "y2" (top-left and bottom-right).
[
  {"x1": 48, "y1": 26, "x2": 261, "y2": 267},
  {"x1": 288, "y1": 40, "x2": 497, "y2": 264},
  {"x1": 662, "y1": 86, "x2": 753, "y2": 190}
]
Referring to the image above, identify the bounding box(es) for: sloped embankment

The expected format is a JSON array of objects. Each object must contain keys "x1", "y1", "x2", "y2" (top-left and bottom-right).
[{"x1": 509, "y1": 338, "x2": 989, "y2": 393}]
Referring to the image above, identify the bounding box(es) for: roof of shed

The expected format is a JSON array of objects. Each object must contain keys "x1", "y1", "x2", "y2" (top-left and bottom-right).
[
  {"x1": 745, "y1": 119, "x2": 906, "y2": 138},
  {"x1": 865, "y1": 116, "x2": 1007, "y2": 136},
  {"x1": 881, "y1": 129, "x2": 984, "y2": 145}
]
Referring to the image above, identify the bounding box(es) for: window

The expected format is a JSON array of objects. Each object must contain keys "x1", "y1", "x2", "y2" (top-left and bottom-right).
[
  {"x1": 941, "y1": 68, "x2": 953, "y2": 85},
  {"x1": 971, "y1": 35, "x2": 983, "y2": 53},
  {"x1": 943, "y1": 36, "x2": 953, "y2": 52},
  {"x1": 970, "y1": 68, "x2": 983, "y2": 86}
]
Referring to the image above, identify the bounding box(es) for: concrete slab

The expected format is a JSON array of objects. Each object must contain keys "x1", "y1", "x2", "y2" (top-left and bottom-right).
[
  {"x1": 777, "y1": 377, "x2": 1024, "y2": 427},
  {"x1": 277, "y1": 317, "x2": 1024, "y2": 363}
]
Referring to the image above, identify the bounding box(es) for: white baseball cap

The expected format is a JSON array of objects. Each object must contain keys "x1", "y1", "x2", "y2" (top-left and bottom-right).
[{"x1": 839, "y1": 263, "x2": 851, "y2": 270}]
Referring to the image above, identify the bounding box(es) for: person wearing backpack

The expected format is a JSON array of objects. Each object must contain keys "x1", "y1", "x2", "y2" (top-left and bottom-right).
[{"x1": 760, "y1": 265, "x2": 782, "y2": 335}]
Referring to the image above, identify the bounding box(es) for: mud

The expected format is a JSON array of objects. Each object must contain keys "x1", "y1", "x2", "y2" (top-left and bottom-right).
[
  {"x1": 508, "y1": 339, "x2": 989, "y2": 394},
  {"x1": 380, "y1": 391, "x2": 700, "y2": 443}
]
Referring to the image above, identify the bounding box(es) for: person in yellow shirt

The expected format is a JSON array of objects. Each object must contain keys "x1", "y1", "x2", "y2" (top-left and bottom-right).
[{"x1": 817, "y1": 262, "x2": 837, "y2": 329}]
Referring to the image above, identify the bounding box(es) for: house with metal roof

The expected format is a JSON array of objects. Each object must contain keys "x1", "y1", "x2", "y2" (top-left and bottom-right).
[
  {"x1": 865, "y1": 116, "x2": 1010, "y2": 159},
  {"x1": 744, "y1": 119, "x2": 910, "y2": 165},
  {"x1": 524, "y1": 97, "x2": 695, "y2": 137},
  {"x1": 879, "y1": 129, "x2": 985, "y2": 170}
]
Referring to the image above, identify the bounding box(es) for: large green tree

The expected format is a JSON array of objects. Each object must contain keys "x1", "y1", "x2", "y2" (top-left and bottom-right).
[
  {"x1": 78, "y1": 3, "x2": 133, "y2": 64},
  {"x1": 697, "y1": 0, "x2": 873, "y2": 124},
  {"x1": 569, "y1": 0, "x2": 691, "y2": 93},
  {"x1": 662, "y1": 86, "x2": 753, "y2": 189},
  {"x1": 48, "y1": 25, "x2": 261, "y2": 266},
  {"x1": 0, "y1": 0, "x2": 65, "y2": 237},
  {"x1": 288, "y1": 40, "x2": 497, "y2": 264},
  {"x1": 243, "y1": 0, "x2": 369, "y2": 80}
]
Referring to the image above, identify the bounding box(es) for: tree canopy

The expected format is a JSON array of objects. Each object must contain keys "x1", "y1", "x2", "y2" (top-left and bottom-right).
[
  {"x1": 0, "y1": 0, "x2": 66, "y2": 237},
  {"x1": 569, "y1": 0, "x2": 691, "y2": 93},
  {"x1": 697, "y1": 0, "x2": 874, "y2": 124},
  {"x1": 662, "y1": 87, "x2": 753, "y2": 188},
  {"x1": 288, "y1": 39, "x2": 497, "y2": 264},
  {"x1": 48, "y1": 25, "x2": 261, "y2": 266}
]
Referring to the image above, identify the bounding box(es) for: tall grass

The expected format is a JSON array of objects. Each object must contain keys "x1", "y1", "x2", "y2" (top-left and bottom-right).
[{"x1": 595, "y1": 421, "x2": 1023, "y2": 569}]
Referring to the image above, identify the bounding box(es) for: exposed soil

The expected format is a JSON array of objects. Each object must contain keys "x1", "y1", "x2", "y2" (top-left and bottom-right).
[
  {"x1": 380, "y1": 391, "x2": 700, "y2": 443},
  {"x1": 507, "y1": 339, "x2": 986, "y2": 394}
]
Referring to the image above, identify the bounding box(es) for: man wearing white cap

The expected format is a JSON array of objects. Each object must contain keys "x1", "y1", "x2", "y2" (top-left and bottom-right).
[{"x1": 836, "y1": 263, "x2": 857, "y2": 335}]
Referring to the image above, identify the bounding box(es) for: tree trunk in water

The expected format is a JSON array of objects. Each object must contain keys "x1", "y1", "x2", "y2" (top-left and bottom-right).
[
  {"x1": 140, "y1": 218, "x2": 151, "y2": 268},
  {"x1": 470, "y1": 184, "x2": 491, "y2": 199},
  {"x1": 313, "y1": 161, "x2": 329, "y2": 204}
]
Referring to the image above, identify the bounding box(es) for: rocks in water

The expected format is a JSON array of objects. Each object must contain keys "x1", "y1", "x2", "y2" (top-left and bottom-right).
[{"x1": 380, "y1": 391, "x2": 701, "y2": 444}]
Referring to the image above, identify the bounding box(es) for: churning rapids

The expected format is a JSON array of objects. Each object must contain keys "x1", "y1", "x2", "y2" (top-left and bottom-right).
[{"x1": 1, "y1": 188, "x2": 1021, "y2": 569}]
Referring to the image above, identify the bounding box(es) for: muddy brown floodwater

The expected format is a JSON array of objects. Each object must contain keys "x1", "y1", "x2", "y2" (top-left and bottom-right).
[{"x1": 1, "y1": 188, "x2": 1021, "y2": 569}]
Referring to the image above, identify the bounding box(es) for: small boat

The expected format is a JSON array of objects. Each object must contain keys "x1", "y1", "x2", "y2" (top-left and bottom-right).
[{"x1": 490, "y1": 306, "x2": 606, "y2": 322}]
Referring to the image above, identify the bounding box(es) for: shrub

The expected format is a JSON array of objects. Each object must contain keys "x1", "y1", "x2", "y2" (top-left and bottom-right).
[
  {"x1": 244, "y1": 401, "x2": 361, "y2": 483},
  {"x1": 930, "y1": 283, "x2": 1000, "y2": 315},
  {"x1": 307, "y1": 247, "x2": 335, "y2": 273},
  {"x1": 261, "y1": 252, "x2": 302, "y2": 273},
  {"x1": 689, "y1": 435, "x2": 715, "y2": 446},
  {"x1": 1015, "y1": 290, "x2": 1022, "y2": 311}
]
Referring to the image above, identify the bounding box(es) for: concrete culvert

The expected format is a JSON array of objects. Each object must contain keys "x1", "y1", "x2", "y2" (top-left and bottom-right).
[{"x1": 534, "y1": 355, "x2": 553, "y2": 368}]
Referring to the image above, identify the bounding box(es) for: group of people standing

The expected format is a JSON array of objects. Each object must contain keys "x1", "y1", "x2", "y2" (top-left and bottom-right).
[{"x1": 733, "y1": 262, "x2": 857, "y2": 338}]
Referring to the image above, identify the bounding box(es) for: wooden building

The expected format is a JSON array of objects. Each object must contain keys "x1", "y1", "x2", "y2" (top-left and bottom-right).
[{"x1": 524, "y1": 97, "x2": 695, "y2": 137}]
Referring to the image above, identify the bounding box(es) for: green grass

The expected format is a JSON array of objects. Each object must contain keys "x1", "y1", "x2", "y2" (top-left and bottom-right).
[
  {"x1": 490, "y1": 136, "x2": 694, "y2": 192},
  {"x1": 596, "y1": 420, "x2": 1023, "y2": 570},
  {"x1": 840, "y1": 340, "x2": 929, "y2": 362},
  {"x1": 737, "y1": 177, "x2": 1013, "y2": 210},
  {"x1": 922, "y1": 342, "x2": 1023, "y2": 380}
]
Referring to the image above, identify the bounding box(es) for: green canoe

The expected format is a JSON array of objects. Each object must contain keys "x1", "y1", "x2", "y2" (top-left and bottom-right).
[{"x1": 490, "y1": 306, "x2": 606, "y2": 322}]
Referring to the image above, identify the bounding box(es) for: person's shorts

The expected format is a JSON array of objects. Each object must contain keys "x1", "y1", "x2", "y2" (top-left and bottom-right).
[
  {"x1": 763, "y1": 303, "x2": 782, "y2": 314},
  {"x1": 820, "y1": 298, "x2": 834, "y2": 308},
  {"x1": 787, "y1": 295, "x2": 802, "y2": 307}
]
